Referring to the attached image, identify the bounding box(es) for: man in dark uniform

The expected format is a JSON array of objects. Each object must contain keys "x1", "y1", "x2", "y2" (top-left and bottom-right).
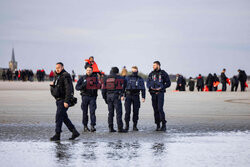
[
  {"x1": 221, "y1": 68, "x2": 228, "y2": 91},
  {"x1": 238, "y1": 69, "x2": 247, "y2": 92},
  {"x1": 124, "y1": 66, "x2": 146, "y2": 131},
  {"x1": 76, "y1": 66, "x2": 98, "y2": 132},
  {"x1": 147, "y1": 61, "x2": 171, "y2": 132},
  {"x1": 102, "y1": 67, "x2": 127, "y2": 133},
  {"x1": 50, "y1": 62, "x2": 80, "y2": 141},
  {"x1": 187, "y1": 77, "x2": 195, "y2": 91},
  {"x1": 196, "y1": 74, "x2": 204, "y2": 91}
]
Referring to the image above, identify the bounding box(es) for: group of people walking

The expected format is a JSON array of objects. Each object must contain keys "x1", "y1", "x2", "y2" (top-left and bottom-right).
[
  {"x1": 49, "y1": 60, "x2": 171, "y2": 141},
  {"x1": 176, "y1": 68, "x2": 248, "y2": 92}
]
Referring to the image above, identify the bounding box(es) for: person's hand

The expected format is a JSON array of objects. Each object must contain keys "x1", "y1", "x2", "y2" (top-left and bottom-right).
[
  {"x1": 121, "y1": 96, "x2": 124, "y2": 101},
  {"x1": 155, "y1": 87, "x2": 161, "y2": 91},
  {"x1": 64, "y1": 103, "x2": 69, "y2": 108},
  {"x1": 142, "y1": 98, "x2": 145, "y2": 103},
  {"x1": 179, "y1": 84, "x2": 182, "y2": 86},
  {"x1": 50, "y1": 82, "x2": 54, "y2": 86}
]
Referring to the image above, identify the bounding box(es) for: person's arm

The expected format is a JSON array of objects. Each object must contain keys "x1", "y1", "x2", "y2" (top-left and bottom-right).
[
  {"x1": 162, "y1": 71, "x2": 171, "y2": 89},
  {"x1": 146, "y1": 73, "x2": 152, "y2": 89},
  {"x1": 140, "y1": 78, "x2": 146, "y2": 100},
  {"x1": 75, "y1": 76, "x2": 86, "y2": 91},
  {"x1": 63, "y1": 74, "x2": 73, "y2": 106},
  {"x1": 101, "y1": 78, "x2": 107, "y2": 103}
]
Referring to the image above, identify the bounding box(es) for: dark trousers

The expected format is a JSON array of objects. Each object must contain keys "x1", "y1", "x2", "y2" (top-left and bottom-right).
[
  {"x1": 231, "y1": 84, "x2": 238, "y2": 92},
  {"x1": 124, "y1": 95, "x2": 140, "y2": 124},
  {"x1": 107, "y1": 94, "x2": 123, "y2": 129},
  {"x1": 240, "y1": 81, "x2": 246, "y2": 92},
  {"x1": 55, "y1": 100, "x2": 75, "y2": 133},
  {"x1": 222, "y1": 82, "x2": 227, "y2": 91},
  {"x1": 81, "y1": 96, "x2": 97, "y2": 126},
  {"x1": 208, "y1": 86, "x2": 213, "y2": 91},
  {"x1": 197, "y1": 86, "x2": 203, "y2": 91},
  {"x1": 151, "y1": 92, "x2": 166, "y2": 124},
  {"x1": 213, "y1": 86, "x2": 218, "y2": 91}
]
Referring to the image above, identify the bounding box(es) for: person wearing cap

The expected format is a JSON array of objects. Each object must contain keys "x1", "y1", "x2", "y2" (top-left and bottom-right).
[
  {"x1": 102, "y1": 67, "x2": 127, "y2": 133},
  {"x1": 146, "y1": 61, "x2": 171, "y2": 132}
]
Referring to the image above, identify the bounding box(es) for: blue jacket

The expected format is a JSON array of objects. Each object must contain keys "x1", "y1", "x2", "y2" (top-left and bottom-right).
[
  {"x1": 147, "y1": 69, "x2": 171, "y2": 93},
  {"x1": 125, "y1": 73, "x2": 146, "y2": 98}
]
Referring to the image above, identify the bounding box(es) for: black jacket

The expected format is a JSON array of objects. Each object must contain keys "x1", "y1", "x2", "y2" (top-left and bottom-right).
[
  {"x1": 238, "y1": 70, "x2": 247, "y2": 82},
  {"x1": 196, "y1": 76, "x2": 204, "y2": 88},
  {"x1": 221, "y1": 72, "x2": 228, "y2": 84},
  {"x1": 205, "y1": 74, "x2": 214, "y2": 87},
  {"x1": 51, "y1": 69, "x2": 74, "y2": 103},
  {"x1": 75, "y1": 73, "x2": 98, "y2": 97}
]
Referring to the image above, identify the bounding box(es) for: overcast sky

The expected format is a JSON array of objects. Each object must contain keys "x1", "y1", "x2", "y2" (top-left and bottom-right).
[{"x1": 0, "y1": 0, "x2": 249, "y2": 77}]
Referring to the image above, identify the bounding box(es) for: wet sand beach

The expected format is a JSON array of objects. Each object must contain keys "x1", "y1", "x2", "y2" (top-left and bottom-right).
[{"x1": 0, "y1": 81, "x2": 250, "y2": 167}]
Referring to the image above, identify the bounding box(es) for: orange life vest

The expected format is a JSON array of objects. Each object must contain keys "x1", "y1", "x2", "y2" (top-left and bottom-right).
[{"x1": 85, "y1": 59, "x2": 100, "y2": 73}]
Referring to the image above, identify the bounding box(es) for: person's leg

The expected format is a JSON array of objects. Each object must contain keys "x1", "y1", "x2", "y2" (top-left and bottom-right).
[
  {"x1": 107, "y1": 95, "x2": 115, "y2": 132},
  {"x1": 222, "y1": 83, "x2": 226, "y2": 91},
  {"x1": 114, "y1": 96, "x2": 124, "y2": 131},
  {"x1": 152, "y1": 94, "x2": 160, "y2": 131},
  {"x1": 81, "y1": 96, "x2": 89, "y2": 127},
  {"x1": 124, "y1": 95, "x2": 132, "y2": 129},
  {"x1": 89, "y1": 96, "x2": 97, "y2": 132},
  {"x1": 55, "y1": 100, "x2": 66, "y2": 134},
  {"x1": 132, "y1": 95, "x2": 140, "y2": 131},
  {"x1": 241, "y1": 81, "x2": 245, "y2": 91},
  {"x1": 157, "y1": 93, "x2": 166, "y2": 127}
]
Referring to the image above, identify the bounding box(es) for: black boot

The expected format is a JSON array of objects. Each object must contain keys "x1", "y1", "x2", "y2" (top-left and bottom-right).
[
  {"x1": 118, "y1": 127, "x2": 128, "y2": 133},
  {"x1": 133, "y1": 123, "x2": 139, "y2": 131},
  {"x1": 125, "y1": 123, "x2": 129, "y2": 131},
  {"x1": 50, "y1": 133, "x2": 60, "y2": 141},
  {"x1": 160, "y1": 123, "x2": 166, "y2": 132},
  {"x1": 109, "y1": 124, "x2": 116, "y2": 132},
  {"x1": 156, "y1": 123, "x2": 161, "y2": 131},
  {"x1": 69, "y1": 129, "x2": 80, "y2": 140},
  {"x1": 90, "y1": 125, "x2": 96, "y2": 132},
  {"x1": 83, "y1": 125, "x2": 90, "y2": 132}
]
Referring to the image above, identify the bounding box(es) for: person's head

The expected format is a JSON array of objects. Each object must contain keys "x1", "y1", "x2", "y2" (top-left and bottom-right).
[
  {"x1": 153, "y1": 61, "x2": 161, "y2": 71},
  {"x1": 56, "y1": 62, "x2": 64, "y2": 74},
  {"x1": 199, "y1": 74, "x2": 201, "y2": 77},
  {"x1": 238, "y1": 69, "x2": 241, "y2": 72},
  {"x1": 110, "y1": 67, "x2": 119, "y2": 74},
  {"x1": 189, "y1": 77, "x2": 192, "y2": 79},
  {"x1": 222, "y1": 68, "x2": 226, "y2": 72},
  {"x1": 89, "y1": 56, "x2": 94, "y2": 63},
  {"x1": 131, "y1": 66, "x2": 138, "y2": 73},
  {"x1": 214, "y1": 73, "x2": 217, "y2": 76},
  {"x1": 86, "y1": 66, "x2": 93, "y2": 76}
]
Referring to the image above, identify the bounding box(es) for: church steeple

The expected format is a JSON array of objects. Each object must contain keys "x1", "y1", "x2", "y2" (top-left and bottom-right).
[
  {"x1": 9, "y1": 48, "x2": 18, "y2": 71},
  {"x1": 11, "y1": 48, "x2": 15, "y2": 62}
]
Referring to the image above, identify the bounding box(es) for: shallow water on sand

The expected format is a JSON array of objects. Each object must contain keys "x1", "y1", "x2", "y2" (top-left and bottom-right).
[{"x1": 1, "y1": 131, "x2": 250, "y2": 167}]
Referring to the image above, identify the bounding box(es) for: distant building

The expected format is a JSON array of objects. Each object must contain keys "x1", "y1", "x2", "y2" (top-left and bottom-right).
[{"x1": 9, "y1": 48, "x2": 18, "y2": 71}]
